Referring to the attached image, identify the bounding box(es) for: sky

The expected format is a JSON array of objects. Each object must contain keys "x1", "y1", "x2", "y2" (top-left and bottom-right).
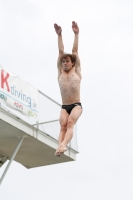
[{"x1": 0, "y1": 0, "x2": 133, "y2": 199}]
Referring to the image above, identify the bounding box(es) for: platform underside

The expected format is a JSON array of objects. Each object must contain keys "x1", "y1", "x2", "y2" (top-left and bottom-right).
[{"x1": 0, "y1": 108, "x2": 77, "y2": 169}]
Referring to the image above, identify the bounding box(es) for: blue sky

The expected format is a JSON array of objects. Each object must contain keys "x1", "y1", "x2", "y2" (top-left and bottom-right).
[{"x1": 0, "y1": 0, "x2": 133, "y2": 199}]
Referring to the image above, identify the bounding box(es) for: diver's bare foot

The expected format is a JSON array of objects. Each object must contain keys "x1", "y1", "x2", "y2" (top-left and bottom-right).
[
  {"x1": 58, "y1": 144, "x2": 67, "y2": 153},
  {"x1": 54, "y1": 147, "x2": 60, "y2": 156},
  {"x1": 54, "y1": 144, "x2": 67, "y2": 156},
  {"x1": 54, "y1": 152, "x2": 60, "y2": 157}
]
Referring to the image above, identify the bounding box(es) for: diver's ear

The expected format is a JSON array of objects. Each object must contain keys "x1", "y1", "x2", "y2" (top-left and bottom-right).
[{"x1": 72, "y1": 62, "x2": 75, "y2": 67}]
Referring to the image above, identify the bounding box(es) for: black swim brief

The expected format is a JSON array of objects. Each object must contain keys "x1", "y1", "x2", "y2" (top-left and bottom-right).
[{"x1": 62, "y1": 102, "x2": 82, "y2": 115}]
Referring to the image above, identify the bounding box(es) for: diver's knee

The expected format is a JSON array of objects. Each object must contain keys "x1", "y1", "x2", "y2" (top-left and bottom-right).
[
  {"x1": 60, "y1": 123, "x2": 67, "y2": 132},
  {"x1": 67, "y1": 119, "x2": 74, "y2": 129}
]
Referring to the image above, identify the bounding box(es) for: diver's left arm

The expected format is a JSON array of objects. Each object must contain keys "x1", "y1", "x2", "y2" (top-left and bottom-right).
[{"x1": 72, "y1": 21, "x2": 81, "y2": 72}]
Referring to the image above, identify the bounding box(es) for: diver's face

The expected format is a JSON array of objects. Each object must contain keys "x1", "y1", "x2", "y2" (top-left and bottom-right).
[{"x1": 62, "y1": 57, "x2": 74, "y2": 72}]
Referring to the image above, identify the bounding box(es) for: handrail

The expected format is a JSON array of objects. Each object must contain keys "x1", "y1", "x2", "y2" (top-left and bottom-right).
[{"x1": 32, "y1": 119, "x2": 59, "y2": 126}]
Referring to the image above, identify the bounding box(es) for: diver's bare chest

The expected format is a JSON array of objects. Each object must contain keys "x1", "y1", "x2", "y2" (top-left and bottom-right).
[{"x1": 59, "y1": 72, "x2": 79, "y2": 85}]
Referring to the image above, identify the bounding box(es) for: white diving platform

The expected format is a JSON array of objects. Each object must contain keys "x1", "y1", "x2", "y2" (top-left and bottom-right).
[
  {"x1": 0, "y1": 90, "x2": 78, "y2": 185},
  {"x1": 0, "y1": 105, "x2": 77, "y2": 169}
]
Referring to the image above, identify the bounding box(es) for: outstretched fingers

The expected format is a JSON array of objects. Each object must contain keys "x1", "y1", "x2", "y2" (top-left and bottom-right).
[
  {"x1": 72, "y1": 21, "x2": 77, "y2": 27},
  {"x1": 72, "y1": 21, "x2": 79, "y2": 34},
  {"x1": 54, "y1": 23, "x2": 62, "y2": 35}
]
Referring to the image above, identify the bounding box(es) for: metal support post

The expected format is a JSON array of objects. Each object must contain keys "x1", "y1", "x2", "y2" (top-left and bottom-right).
[{"x1": 0, "y1": 135, "x2": 27, "y2": 185}]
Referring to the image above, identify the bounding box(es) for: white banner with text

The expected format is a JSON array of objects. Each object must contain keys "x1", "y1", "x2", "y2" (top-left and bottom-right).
[{"x1": 0, "y1": 64, "x2": 39, "y2": 119}]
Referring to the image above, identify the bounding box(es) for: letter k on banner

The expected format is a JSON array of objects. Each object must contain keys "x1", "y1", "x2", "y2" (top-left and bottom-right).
[{"x1": 1, "y1": 70, "x2": 10, "y2": 92}]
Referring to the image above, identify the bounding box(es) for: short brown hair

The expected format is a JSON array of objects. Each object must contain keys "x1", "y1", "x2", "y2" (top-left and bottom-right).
[{"x1": 60, "y1": 53, "x2": 76, "y2": 65}]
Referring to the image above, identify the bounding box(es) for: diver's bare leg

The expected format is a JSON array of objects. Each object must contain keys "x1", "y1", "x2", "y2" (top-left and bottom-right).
[
  {"x1": 58, "y1": 106, "x2": 82, "y2": 153},
  {"x1": 55, "y1": 109, "x2": 69, "y2": 155}
]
